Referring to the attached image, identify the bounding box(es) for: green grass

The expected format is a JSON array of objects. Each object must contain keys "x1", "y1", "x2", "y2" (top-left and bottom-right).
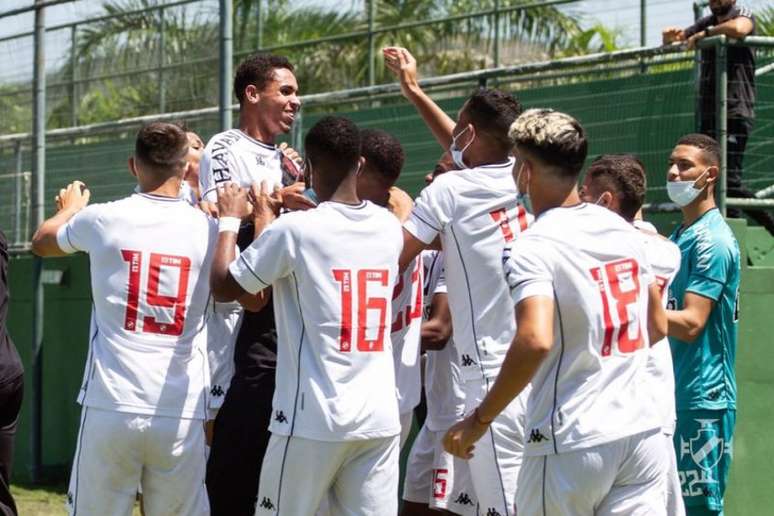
[{"x1": 12, "y1": 483, "x2": 142, "y2": 515}]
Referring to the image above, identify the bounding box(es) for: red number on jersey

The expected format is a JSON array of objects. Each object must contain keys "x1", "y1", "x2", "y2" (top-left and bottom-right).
[
  {"x1": 489, "y1": 208, "x2": 514, "y2": 242},
  {"x1": 432, "y1": 469, "x2": 449, "y2": 500},
  {"x1": 121, "y1": 250, "x2": 192, "y2": 336},
  {"x1": 589, "y1": 258, "x2": 644, "y2": 356},
  {"x1": 333, "y1": 268, "x2": 389, "y2": 352},
  {"x1": 391, "y1": 259, "x2": 423, "y2": 333}
]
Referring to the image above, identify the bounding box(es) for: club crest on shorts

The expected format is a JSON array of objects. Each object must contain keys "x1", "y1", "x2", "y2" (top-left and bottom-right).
[{"x1": 680, "y1": 419, "x2": 727, "y2": 473}]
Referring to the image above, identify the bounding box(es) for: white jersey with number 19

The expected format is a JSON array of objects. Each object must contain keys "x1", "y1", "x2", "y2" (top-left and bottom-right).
[
  {"x1": 505, "y1": 204, "x2": 661, "y2": 456},
  {"x1": 229, "y1": 201, "x2": 403, "y2": 442},
  {"x1": 404, "y1": 158, "x2": 532, "y2": 382},
  {"x1": 56, "y1": 193, "x2": 217, "y2": 420}
]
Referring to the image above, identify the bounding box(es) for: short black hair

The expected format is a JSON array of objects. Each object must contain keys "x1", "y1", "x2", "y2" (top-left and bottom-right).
[
  {"x1": 509, "y1": 108, "x2": 588, "y2": 180},
  {"x1": 586, "y1": 154, "x2": 646, "y2": 221},
  {"x1": 305, "y1": 116, "x2": 361, "y2": 185},
  {"x1": 676, "y1": 133, "x2": 720, "y2": 167},
  {"x1": 134, "y1": 122, "x2": 188, "y2": 176},
  {"x1": 360, "y1": 129, "x2": 404, "y2": 187},
  {"x1": 463, "y1": 88, "x2": 523, "y2": 151},
  {"x1": 234, "y1": 54, "x2": 294, "y2": 104}
]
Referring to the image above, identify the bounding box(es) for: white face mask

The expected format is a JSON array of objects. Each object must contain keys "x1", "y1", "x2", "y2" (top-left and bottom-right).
[
  {"x1": 449, "y1": 126, "x2": 473, "y2": 169},
  {"x1": 667, "y1": 168, "x2": 710, "y2": 207}
]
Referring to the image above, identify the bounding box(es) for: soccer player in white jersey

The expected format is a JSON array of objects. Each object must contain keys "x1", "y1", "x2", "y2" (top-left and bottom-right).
[
  {"x1": 31, "y1": 123, "x2": 215, "y2": 516},
  {"x1": 210, "y1": 116, "x2": 403, "y2": 516},
  {"x1": 444, "y1": 109, "x2": 669, "y2": 516},
  {"x1": 200, "y1": 54, "x2": 314, "y2": 516},
  {"x1": 357, "y1": 128, "x2": 423, "y2": 446},
  {"x1": 384, "y1": 46, "x2": 531, "y2": 516},
  {"x1": 580, "y1": 154, "x2": 685, "y2": 516}
]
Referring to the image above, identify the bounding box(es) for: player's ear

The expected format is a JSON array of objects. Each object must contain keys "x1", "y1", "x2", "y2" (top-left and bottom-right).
[
  {"x1": 244, "y1": 84, "x2": 260, "y2": 105},
  {"x1": 355, "y1": 156, "x2": 366, "y2": 177},
  {"x1": 704, "y1": 165, "x2": 719, "y2": 186},
  {"x1": 127, "y1": 157, "x2": 138, "y2": 178}
]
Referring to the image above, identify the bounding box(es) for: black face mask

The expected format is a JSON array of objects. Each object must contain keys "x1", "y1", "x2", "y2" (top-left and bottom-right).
[{"x1": 711, "y1": 3, "x2": 733, "y2": 17}]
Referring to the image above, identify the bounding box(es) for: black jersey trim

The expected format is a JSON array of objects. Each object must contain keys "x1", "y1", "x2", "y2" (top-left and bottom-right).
[
  {"x1": 72, "y1": 406, "x2": 89, "y2": 515},
  {"x1": 550, "y1": 288, "x2": 565, "y2": 455},
  {"x1": 478, "y1": 159, "x2": 514, "y2": 169},
  {"x1": 413, "y1": 212, "x2": 442, "y2": 235},
  {"x1": 449, "y1": 225, "x2": 486, "y2": 378},
  {"x1": 136, "y1": 192, "x2": 185, "y2": 203},
  {"x1": 238, "y1": 254, "x2": 271, "y2": 288},
  {"x1": 275, "y1": 436, "x2": 293, "y2": 513},
  {"x1": 236, "y1": 129, "x2": 278, "y2": 151},
  {"x1": 541, "y1": 455, "x2": 548, "y2": 516}
]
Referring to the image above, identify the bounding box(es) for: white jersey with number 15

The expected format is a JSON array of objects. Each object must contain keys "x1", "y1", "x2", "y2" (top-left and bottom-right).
[
  {"x1": 229, "y1": 201, "x2": 403, "y2": 442},
  {"x1": 56, "y1": 193, "x2": 217, "y2": 420}
]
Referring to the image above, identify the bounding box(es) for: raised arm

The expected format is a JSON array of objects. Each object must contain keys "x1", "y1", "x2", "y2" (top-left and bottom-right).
[
  {"x1": 210, "y1": 183, "x2": 252, "y2": 302},
  {"x1": 31, "y1": 181, "x2": 90, "y2": 257},
  {"x1": 383, "y1": 47, "x2": 456, "y2": 149}
]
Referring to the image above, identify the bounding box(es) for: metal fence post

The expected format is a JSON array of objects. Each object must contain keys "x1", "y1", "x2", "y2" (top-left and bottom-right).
[
  {"x1": 159, "y1": 7, "x2": 166, "y2": 113},
  {"x1": 14, "y1": 142, "x2": 22, "y2": 247},
  {"x1": 368, "y1": 0, "x2": 376, "y2": 87},
  {"x1": 219, "y1": 0, "x2": 233, "y2": 130},
  {"x1": 256, "y1": 0, "x2": 263, "y2": 50},
  {"x1": 31, "y1": 0, "x2": 47, "y2": 484},
  {"x1": 494, "y1": 0, "x2": 500, "y2": 68},
  {"x1": 716, "y1": 36, "x2": 728, "y2": 216},
  {"x1": 70, "y1": 24, "x2": 77, "y2": 126}
]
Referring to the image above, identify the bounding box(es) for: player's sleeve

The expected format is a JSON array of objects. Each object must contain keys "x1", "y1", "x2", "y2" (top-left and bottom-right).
[
  {"x1": 55, "y1": 205, "x2": 104, "y2": 254},
  {"x1": 403, "y1": 179, "x2": 454, "y2": 244},
  {"x1": 504, "y1": 238, "x2": 554, "y2": 305},
  {"x1": 683, "y1": 15, "x2": 713, "y2": 38},
  {"x1": 684, "y1": 234, "x2": 736, "y2": 302},
  {"x1": 200, "y1": 145, "x2": 241, "y2": 202},
  {"x1": 228, "y1": 218, "x2": 296, "y2": 294}
]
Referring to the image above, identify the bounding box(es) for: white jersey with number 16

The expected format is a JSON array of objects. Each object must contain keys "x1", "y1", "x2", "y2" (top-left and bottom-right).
[
  {"x1": 230, "y1": 201, "x2": 403, "y2": 442},
  {"x1": 56, "y1": 193, "x2": 217, "y2": 420},
  {"x1": 505, "y1": 204, "x2": 661, "y2": 456}
]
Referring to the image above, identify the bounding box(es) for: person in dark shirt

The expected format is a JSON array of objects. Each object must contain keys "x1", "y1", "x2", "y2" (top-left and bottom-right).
[
  {"x1": 0, "y1": 230, "x2": 22, "y2": 516},
  {"x1": 663, "y1": 1, "x2": 774, "y2": 235}
]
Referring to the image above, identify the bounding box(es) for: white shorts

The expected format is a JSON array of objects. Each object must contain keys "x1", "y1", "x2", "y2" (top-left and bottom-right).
[
  {"x1": 462, "y1": 377, "x2": 527, "y2": 516},
  {"x1": 257, "y1": 433, "x2": 399, "y2": 516},
  {"x1": 516, "y1": 429, "x2": 667, "y2": 516},
  {"x1": 402, "y1": 424, "x2": 477, "y2": 515},
  {"x1": 400, "y1": 411, "x2": 413, "y2": 449},
  {"x1": 664, "y1": 432, "x2": 685, "y2": 516},
  {"x1": 66, "y1": 407, "x2": 209, "y2": 516},
  {"x1": 207, "y1": 304, "x2": 242, "y2": 417}
]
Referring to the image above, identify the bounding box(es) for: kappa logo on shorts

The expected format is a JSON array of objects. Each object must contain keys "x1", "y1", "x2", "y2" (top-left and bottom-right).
[
  {"x1": 460, "y1": 354, "x2": 476, "y2": 367},
  {"x1": 258, "y1": 497, "x2": 275, "y2": 510},
  {"x1": 274, "y1": 410, "x2": 288, "y2": 423},
  {"x1": 66, "y1": 492, "x2": 73, "y2": 507},
  {"x1": 527, "y1": 428, "x2": 549, "y2": 443},
  {"x1": 210, "y1": 385, "x2": 224, "y2": 397},
  {"x1": 486, "y1": 508, "x2": 503, "y2": 516},
  {"x1": 454, "y1": 492, "x2": 475, "y2": 506}
]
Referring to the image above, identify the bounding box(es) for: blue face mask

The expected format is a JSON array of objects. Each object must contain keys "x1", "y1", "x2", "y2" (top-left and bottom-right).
[
  {"x1": 449, "y1": 126, "x2": 473, "y2": 169},
  {"x1": 514, "y1": 165, "x2": 529, "y2": 206},
  {"x1": 666, "y1": 169, "x2": 709, "y2": 207}
]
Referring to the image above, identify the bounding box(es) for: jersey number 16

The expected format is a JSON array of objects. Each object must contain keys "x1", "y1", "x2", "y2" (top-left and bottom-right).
[{"x1": 332, "y1": 269, "x2": 389, "y2": 353}]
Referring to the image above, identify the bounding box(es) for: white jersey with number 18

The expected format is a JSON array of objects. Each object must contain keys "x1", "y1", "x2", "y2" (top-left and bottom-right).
[
  {"x1": 505, "y1": 204, "x2": 661, "y2": 456},
  {"x1": 56, "y1": 193, "x2": 217, "y2": 420},
  {"x1": 229, "y1": 201, "x2": 403, "y2": 442},
  {"x1": 404, "y1": 158, "x2": 532, "y2": 382}
]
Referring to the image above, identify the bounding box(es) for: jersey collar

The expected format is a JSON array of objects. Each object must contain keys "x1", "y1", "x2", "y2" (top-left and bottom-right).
[{"x1": 236, "y1": 129, "x2": 277, "y2": 151}]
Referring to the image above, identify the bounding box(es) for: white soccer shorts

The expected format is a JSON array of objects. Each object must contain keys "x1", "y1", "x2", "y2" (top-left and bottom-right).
[
  {"x1": 403, "y1": 424, "x2": 477, "y2": 515},
  {"x1": 400, "y1": 411, "x2": 414, "y2": 449},
  {"x1": 66, "y1": 407, "x2": 209, "y2": 516},
  {"x1": 664, "y1": 431, "x2": 686, "y2": 516},
  {"x1": 256, "y1": 433, "x2": 399, "y2": 516},
  {"x1": 462, "y1": 377, "x2": 527, "y2": 516},
  {"x1": 516, "y1": 429, "x2": 667, "y2": 516},
  {"x1": 207, "y1": 303, "x2": 242, "y2": 418}
]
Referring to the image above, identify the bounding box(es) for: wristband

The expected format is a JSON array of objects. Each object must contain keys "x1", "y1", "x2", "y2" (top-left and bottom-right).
[
  {"x1": 218, "y1": 216, "x2": 241, "y2": 233},
  {"x1": 473, "y1": 407, "x2": 493, "y2": 426}
]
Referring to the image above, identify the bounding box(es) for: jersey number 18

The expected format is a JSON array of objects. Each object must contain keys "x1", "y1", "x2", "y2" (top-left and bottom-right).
[{"x1": 589, "y1": 258, "x2": 644, "y2": 356}]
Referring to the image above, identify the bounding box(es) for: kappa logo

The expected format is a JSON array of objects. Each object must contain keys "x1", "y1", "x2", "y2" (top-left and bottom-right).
[
  {"x1": 527, "y1": 428, "x2": 549, "y2": 443},
  {"x1": 486, "y1": 508, "x2": 503, "y2": 516},
  {"x1": 274, "y1": 410, "x2": 288, "y2": 423},
  {"x1": 67, "y1": 492, "x2": 74, "y2": 506},
  {"x1": 454, "y1": 492, "x2": 475, "y2": 506},
  {"x1": 258, "y1": 497, "x2": 275, "y2": 510},
  {"x1": 460, "y1": 354, "x2": 476, "y2": 367},
  {"x1": 680, "y1": 419, "x2": 731, "y2": 475},
  {"x1": 256, "y1": 155, "x2": 267, "y2": 168},
  {"x1": 210, "y1": 385, "x2": 224, "y2": 397},
  {"x1": 667, "y1": 296, "x2": 678, "y2": 311}
]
